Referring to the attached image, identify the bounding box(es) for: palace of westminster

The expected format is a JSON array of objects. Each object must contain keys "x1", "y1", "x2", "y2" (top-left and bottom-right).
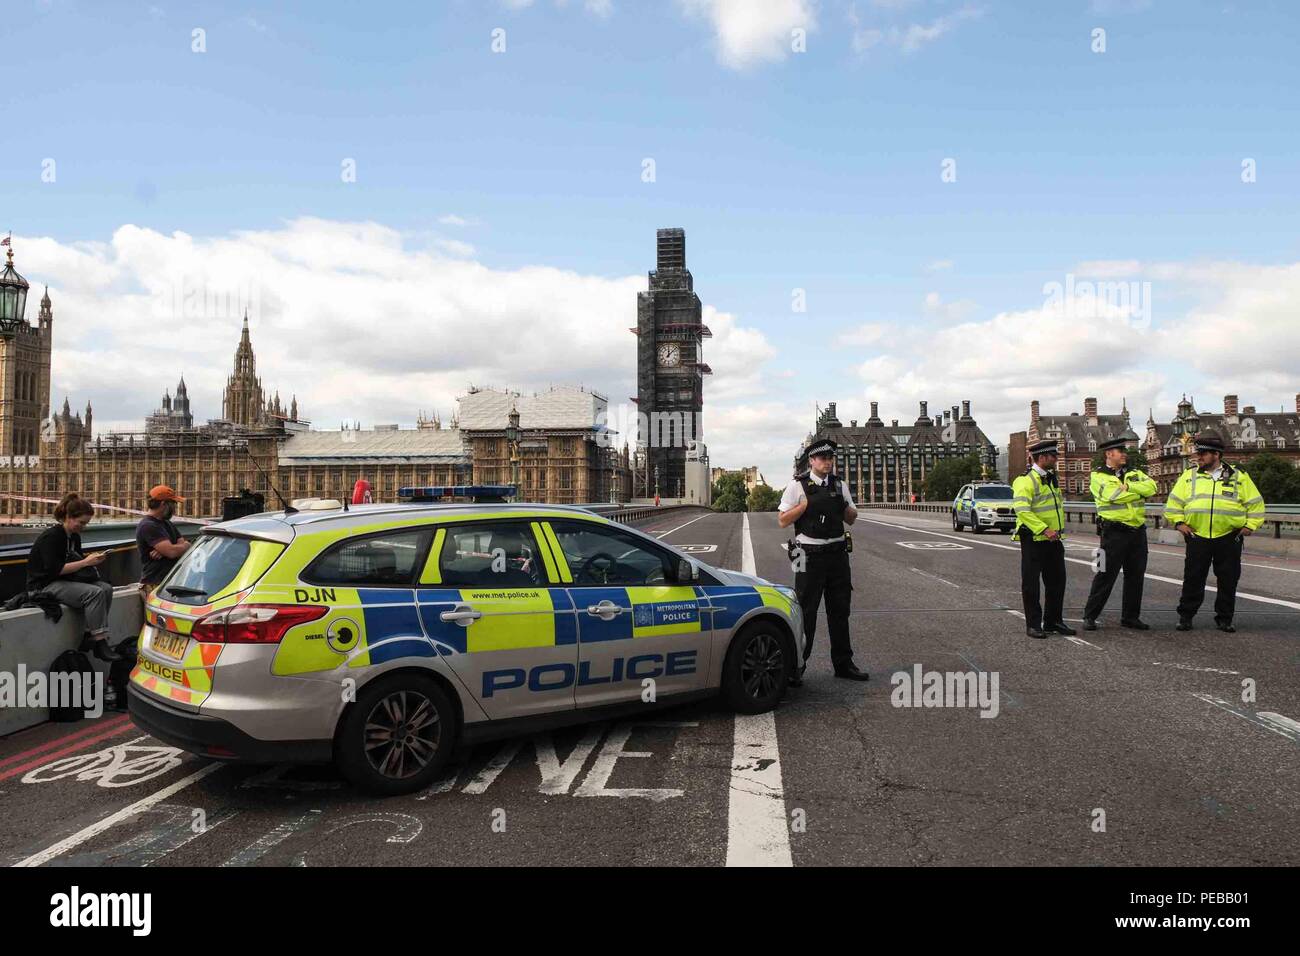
[{"x1": 0, "y1": 242, "x2": 640, "y2": 520}]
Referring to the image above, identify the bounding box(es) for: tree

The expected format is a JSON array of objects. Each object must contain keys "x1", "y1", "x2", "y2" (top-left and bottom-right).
[
  {"x1": 712, "y1": 472, "x2": 749, "y2": 513},
  {"x1": 747, "y1": 482, "x2": 782, "y2": 512},
  {"x1": 923, "y1": 454, "x2": 982, "y2": 502},
  {"x1": 1090, "y1": 447, "x2": 1150, "y2": 472},
  {"x1": 1241, "y1": 452, "x2": 1300, "y2": 505}
]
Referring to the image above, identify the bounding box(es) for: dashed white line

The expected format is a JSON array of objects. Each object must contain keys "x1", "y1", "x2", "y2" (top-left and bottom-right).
[
  {"x1": 1153, "y1": 662, "x2": 1241, "y2": 675},
  {"x1": 726, "y1": 510, "x2": 792, "y2": 867},
  {"x1": 911, "y1": 567, "x2": 959, "y2": 588},
  {"x1": 654, "y1": 512, "x2": 712, "y2": 538}
]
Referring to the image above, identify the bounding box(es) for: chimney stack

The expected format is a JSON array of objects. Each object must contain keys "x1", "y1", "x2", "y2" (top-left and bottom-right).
[
  {"x1": 1031, "y1": 400, "x2": 1040, "y2": 424},
  {"x1": 1084, "y1": 397, "x2": 1098, "y2": 423},
  {"x1": 1295, "y1": 393, "x2": 1299, "y2": 414},
  {"x1": 870, "y1": 401, "x2": 879, "y2": 421},
  {"x1": 962, "y1": 400, "x2": 971, "y2": 420},
  {"x1": 919, "y1": 401, "x2": 929, "y2": 421},
  {"x1": 1224, "y1": 394, "x2": 1239, "y2": 417},
  {"x1": 891, "y1": 419, "x2": 899, "y2": 427}
]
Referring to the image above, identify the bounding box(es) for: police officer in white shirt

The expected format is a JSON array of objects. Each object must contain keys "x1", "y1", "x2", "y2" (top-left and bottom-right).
[{"x1": 778, "y1": 438, "x2": 869, "y2": 685}]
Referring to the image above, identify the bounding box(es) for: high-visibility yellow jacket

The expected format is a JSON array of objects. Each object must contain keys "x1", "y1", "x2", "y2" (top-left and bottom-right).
[
  {"x1": 1163, "y1": 464, "x2": 1266, "y2": 538},
  {"x1": 1012, "y1": 469, "x2": 1065, "y2": 541},
  {"x1": 1090, "y1": 467, "x2": 1157, "y2": 528}
]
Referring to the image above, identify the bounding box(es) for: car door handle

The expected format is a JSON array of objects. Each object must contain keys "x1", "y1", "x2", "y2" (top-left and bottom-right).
[
  {"x1": 586, "y1": 600, "x2": 624, "y2": 620},
  {"x1": 440, "y1": 605, "x2": 482, "y2": 625}
]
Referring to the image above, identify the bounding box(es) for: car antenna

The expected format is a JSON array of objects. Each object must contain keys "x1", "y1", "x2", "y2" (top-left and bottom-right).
[{"x1": 244, "y1": 443, "x2": 297, "y2": 515}]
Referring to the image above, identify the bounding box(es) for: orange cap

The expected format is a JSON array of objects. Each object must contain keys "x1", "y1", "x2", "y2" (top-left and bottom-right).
[{"x1": 149, "y1": 484, "x2": 185, "y2": 502}]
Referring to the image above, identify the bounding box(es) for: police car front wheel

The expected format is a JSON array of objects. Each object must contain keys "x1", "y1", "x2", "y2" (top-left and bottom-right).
[
  {"x1": 722, "y1": 622, "x2": 790, "y2": 714},
  {"x1": 336, "y1": 674, "x2": 456, "y2": 796}
]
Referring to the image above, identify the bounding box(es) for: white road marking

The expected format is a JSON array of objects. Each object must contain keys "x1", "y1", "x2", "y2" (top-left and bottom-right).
[
  {"x1": 1063, "y1": 635, "x2": 1102, "y2": 649},
  {"x1": 654, "y1": 513, "x2": 712, "y2": 538},
  {"x1": 742, "y1": 511, "x2": 756, "y2": 576},
  {"x1": 1192, "y1": 694, "x2": 1300, "y2": 743},
  {"x1": 726, "y1": 511, "x2": 792, "y2": 867},
  {"x1": 1153, "y1": 662, "x2": 1241, "y2": 675},
  {"x1": 726, "y1": 712, "x2": 792, "y2": 867},
  {"x1": 865, "y1": 517, "x2": 1300, "y2": 612},
  {"x1": 14, "y1": 761, "x2": 224, "y2": 867},
  {"x1": 1006, "y1": 609, "x2": 1025, "y2": 619},
  {"x1": 222, "y1": 809, "x2": 322, "y2": 867},
  {"x1": 912, "y1": 567, "x2": 959, "y2": 588}
]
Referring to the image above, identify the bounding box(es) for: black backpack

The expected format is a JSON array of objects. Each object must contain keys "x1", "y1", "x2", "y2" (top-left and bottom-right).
[{"x1": 48, "y1": 649, "x2": 95, "y2": 722}]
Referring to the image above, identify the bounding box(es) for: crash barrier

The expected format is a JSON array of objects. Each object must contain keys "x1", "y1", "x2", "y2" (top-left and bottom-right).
[
  {"x1": 0, "y1": 584, "x2": 145, "y2": 737},
  {"x1": 604, "y1": 504, "x2": 707, "y2": 526},
  {"x1": 858, "y1": 501, "x2": 1300, "y2": 539}
]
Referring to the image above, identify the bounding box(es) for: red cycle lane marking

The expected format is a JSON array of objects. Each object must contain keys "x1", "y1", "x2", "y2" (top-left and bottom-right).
[
  {"x1": 0, "y1": 714, "x2": 132, "y2": 771},
  {"x1": 0, "y1": 717, "x2": 136, "y2": 783}
]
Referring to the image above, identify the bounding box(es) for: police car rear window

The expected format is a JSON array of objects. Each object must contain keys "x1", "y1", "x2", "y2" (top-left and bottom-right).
[
  {"x1": 304, "y1": 529, "x2": 430, "y2": 587},
  {"x1": 161, "y1": 535, "x2": 253, "y2": 606}
]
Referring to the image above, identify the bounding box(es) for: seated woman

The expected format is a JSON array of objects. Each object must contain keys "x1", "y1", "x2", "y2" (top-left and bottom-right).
[{"x1": 26, "y1": 493, "x2": 120, "y2": 662}]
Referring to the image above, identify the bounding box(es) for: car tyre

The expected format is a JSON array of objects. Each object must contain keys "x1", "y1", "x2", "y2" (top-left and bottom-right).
[
  {"x1": 951, "y1": 510, "x2": 963, "y2": 532},
  {"x1": 722, "y1": 621, "x2": 790, "y2": 714},
  {"x1": 335, "y1": 673, "x2": 457, "y2": 796},
  {"x1": 971, "y1": 516, "x2": 983, "y2": 534}
]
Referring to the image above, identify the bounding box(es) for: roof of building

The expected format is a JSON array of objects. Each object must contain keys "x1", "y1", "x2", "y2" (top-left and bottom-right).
[
  {"x1": 1033, "y1": 413, "x2": 1132, "y2": 450},
  {"x1": 278, "y1": 427, "x2": 467, "y2": 465},
  {"x1": 456, "y1": 385, "x2": 608, "y2": 432},
  {"x1": 1150, "y1": 409, "x2": 1300, "y2": 451}
]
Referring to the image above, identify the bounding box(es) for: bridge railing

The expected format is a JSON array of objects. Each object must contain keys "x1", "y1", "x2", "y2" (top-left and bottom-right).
[{"x1": 859, "y1": 501, "x2": 1300, "y2": 539}]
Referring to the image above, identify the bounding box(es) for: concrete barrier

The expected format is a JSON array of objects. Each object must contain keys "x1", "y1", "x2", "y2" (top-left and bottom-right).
[{"x1": 0, "y1": 585, "x2": 144, "y2": 737}]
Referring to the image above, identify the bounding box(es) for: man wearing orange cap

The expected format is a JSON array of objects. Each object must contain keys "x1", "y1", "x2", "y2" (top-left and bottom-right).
[{"x1": 135, "y1": 485, "x2": 191, "y2": 593}]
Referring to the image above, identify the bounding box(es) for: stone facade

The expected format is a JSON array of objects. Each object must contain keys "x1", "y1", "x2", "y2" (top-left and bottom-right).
[
  {"x1": 0, "y1": 248, "x2": 53, "y2": 458},
  {"x1": 804, "y1": 400, "x2": 998, "y2": 503},
  {"x1": 1027, "y1": 397, "x2": 1133, "y2": 499}
]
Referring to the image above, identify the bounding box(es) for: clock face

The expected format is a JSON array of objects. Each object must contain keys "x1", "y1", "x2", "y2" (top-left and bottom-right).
[{"x1": 657, "y1": 343, "x2": 681, "y2": 367}]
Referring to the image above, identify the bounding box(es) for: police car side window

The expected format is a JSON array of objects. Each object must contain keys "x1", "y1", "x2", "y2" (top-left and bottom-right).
[
  {"x1": 304, "y1": 529, "x2": 430, "y2": 587},
  {"x1": 549, "y1": 521, "x2": 672, "y2": 587},
  {"x1": 437, "y1": 522, "x2": 546, "y2": 588}
]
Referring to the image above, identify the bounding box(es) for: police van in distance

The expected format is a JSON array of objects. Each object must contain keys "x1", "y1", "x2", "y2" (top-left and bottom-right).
[
  {"x1": 951, "y1": 481, "x2": 1017, "y2": 534},
  {"x1": 128, "y1": 490, "x2": 802, "y2": 795}
]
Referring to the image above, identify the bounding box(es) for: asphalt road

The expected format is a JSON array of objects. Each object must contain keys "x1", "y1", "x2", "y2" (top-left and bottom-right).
[{"x1": 1, "y1": 507, "x2": 1296, "y2": 867}]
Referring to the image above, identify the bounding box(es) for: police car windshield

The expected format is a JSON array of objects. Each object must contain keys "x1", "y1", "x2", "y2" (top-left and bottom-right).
[{"x1": 975, "y1": 486, "x2": 1014, "y2": 499}]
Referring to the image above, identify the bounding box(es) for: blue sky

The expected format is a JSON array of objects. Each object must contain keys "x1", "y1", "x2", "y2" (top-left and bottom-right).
[{"x1": 5, "y1": 0, "x2": 1300, "y2": 484}]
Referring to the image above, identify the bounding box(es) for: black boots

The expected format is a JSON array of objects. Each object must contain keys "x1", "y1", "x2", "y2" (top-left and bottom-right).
[{"x1": 79, "y1": 633, "x2": 121, "y2": 662}]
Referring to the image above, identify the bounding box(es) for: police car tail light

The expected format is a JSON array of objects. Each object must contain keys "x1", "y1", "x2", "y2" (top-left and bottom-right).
[{"x1": 192, "y1": 604, "x2": 328, "y2": 644}]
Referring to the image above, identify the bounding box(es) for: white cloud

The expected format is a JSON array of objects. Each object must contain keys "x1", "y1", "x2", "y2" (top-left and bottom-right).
[
  {"x1": 849, "y1": 3, "x2": 982, "y2": 56},
  {"x1": 837, "y1": 322, "x2": 888, "y2": 347},
  {"x1": 926, "y1": 258, "x2": 954, "y2": 271},
  {"x1": 437, "y1": 214, "x2": 469, "y2": 227},
  {"x1": 678, "y1": 0, "x2": 818, "y2": 70},
  {"x1": 18, "y1": 219, "x2": 774, "y2": 453},
  {"x1": 922, "y1": 290, "x2": 976, "y2": 321}
]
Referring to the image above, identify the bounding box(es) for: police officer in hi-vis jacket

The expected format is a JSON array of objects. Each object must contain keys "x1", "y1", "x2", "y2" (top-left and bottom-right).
[
  {"x1": 1083, "y1": 432, "x2": 1157, "y2": 631},
  {"x1": 1164, "y1": 430, "x2": 1266, "y2": 633},
  {"x1": 1012, "y1": 438, "x2": 1074, "y2": 639}
]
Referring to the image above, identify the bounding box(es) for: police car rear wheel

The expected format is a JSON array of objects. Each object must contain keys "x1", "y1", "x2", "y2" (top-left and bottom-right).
[
  {"x1": 336, "y1": 675, "x2": 455, "y2": 796},
  {"x1": 722, "y1": 622, "x2": 789, "y2": 714}
]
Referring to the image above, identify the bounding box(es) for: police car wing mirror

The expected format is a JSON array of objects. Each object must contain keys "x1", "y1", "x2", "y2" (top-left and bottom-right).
[{"x1": 675, "y1": 558, "x2": 698, "y2": 583}]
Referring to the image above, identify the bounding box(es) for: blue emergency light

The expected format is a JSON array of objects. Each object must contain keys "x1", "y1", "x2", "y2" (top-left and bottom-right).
[{"x1": 397, "y1": 485, "x2": 518, "y2": 503}]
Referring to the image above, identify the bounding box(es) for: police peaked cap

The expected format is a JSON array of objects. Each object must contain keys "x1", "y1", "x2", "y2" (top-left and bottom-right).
[
  {"x1": 1027, "y1": 439, "x2": 1059, "y2": 456},
  {"x1": 805, "y1": 438, "x2": 839, "y2": 458},
  {"x1": 1193, "y1": 431, "x2": 1226, "y2": 453},
  {"x1": 1096, "y1": 434, "x2": 1136, "y2": 453}
]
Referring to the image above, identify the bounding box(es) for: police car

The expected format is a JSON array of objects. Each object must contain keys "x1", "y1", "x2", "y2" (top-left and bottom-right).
[
  {"x1": 951, "y1": 482, "x2": 1017, "y2": 534},
  {"x1": 128, "y1": 497, "x2": 802, "y2": 795}
]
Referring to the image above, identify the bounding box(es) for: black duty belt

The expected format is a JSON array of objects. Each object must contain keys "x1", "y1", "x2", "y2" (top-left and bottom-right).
[
  {"x1": 798, "y1": 539, "x2": 847, "y2": 553},
  {"x1": 1099, "y1": 520, "x2": 1144, "y2": 534}
]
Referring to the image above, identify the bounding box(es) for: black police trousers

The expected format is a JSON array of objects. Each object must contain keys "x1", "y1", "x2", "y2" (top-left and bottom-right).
[
  {"x1": 793, "y1": 542, "x2": 854, "y2": 671},
  {"x1": 1083, "y1": 523, "x2": 1148, "y2": 622},
  {"x1": 1019, "y1": 532, "x2": 1066, "y2": 629},
  {"x1": 1177, "y1": 533, "x2": 1244, "y2": 624}
]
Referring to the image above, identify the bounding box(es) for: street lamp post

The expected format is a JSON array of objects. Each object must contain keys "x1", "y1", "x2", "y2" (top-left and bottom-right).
[{"x1": 506, "y1": 405, "x2": 521, "y2": 501}]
